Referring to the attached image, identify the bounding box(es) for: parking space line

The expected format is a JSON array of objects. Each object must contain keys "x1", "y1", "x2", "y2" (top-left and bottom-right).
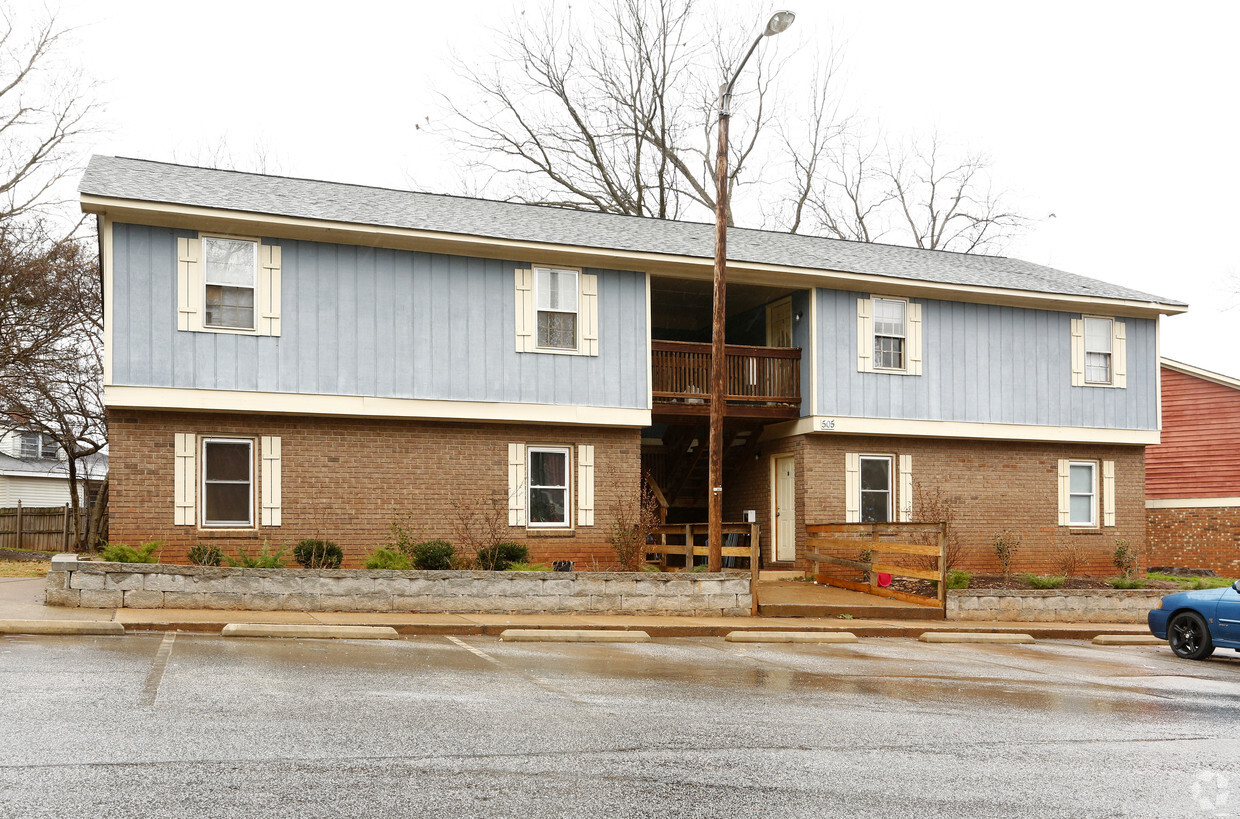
[
  {"x1": 443, "y1": 636, "x2": 587, "y2": 705},
  {"x1": 140, "y1": 632, "x2": 176, "y2": 707}
]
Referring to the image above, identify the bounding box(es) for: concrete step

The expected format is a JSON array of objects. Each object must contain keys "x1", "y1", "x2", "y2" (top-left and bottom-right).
[{"x1": 757, "y1": 603, "x2": 944, "y2": 620}]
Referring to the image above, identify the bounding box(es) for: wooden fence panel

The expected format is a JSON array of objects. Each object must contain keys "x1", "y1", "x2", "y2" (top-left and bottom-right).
[{"x1": 0, "y1": 504, "x2": 86, "y2": 551}]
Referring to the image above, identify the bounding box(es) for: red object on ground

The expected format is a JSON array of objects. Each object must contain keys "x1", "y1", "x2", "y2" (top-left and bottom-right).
[{"x1": 877, "y1": 572, "x2": 892, "y2": 587}]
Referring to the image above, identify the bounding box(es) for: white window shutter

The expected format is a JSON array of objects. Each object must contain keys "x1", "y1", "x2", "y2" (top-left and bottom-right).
[
  {"x1": 1057, "y1": 459, "x2": 1071, "y2": 526},
  {"x1": 898, "y1": 454, "x2": 913, "y2": 522},
  {"x1": 907, "y1": 302, "x2": 923, "y2": 376},
  {"x1": 514, "y1": 268, "x2": 534, "y2": 352},
  {"x1": 174, "y1": 433, "x2": 196, "y2": 526},
  {"x1": 577, "y1": 444, "x2": 595, "y2": 527},
  {"x1": 259, "y1": 245, "x2": 282, "y2": 337},
  {"x1": 177, "y1": 237, "x2": 202, "y2": 332},
  {"x1": 845, "y1": 452, "x2": 861, "y2": 523},
  {"x1": 856, "y1": 298, "x2": 873, "y2": 373},
  {"x1": 1070, "y1": 318, "x2": 1085, "y2": 386},
  {"x1": 261, "y1": 436, "x2": 282, "y2": 526},
  {"x1": 508, "y1": 443, "x2": 527, "y2": 526},
  {"x1": 1102, "y1": 460, "x2": 1116, "y2": 527},
  {"x1": 1112, "y1": 320, "x2": 1126, "y2": 388},
  {"x1": 580, "y1": 273, "x2": 599, "y2": 356}
]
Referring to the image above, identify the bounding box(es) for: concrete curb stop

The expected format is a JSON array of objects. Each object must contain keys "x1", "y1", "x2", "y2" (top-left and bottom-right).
[
  {"x1": 499, "y1": 629, "x2": 651, "y2": 643},
  {"x1": 725, "y1": 631, "x2": 859, "y2": 643},
  {"x1": 1092, "y1": 634, "x2": 1166, "y2": 646},
  {"x1": 0, "y1": 620, "x2": 125, "y2": 636},
  {"x1": 221, "y1": 624, "x2": 399, "y2": 639},
  {"x1": 919, "y1": 632, "x2": 1035, "y2": 644}
]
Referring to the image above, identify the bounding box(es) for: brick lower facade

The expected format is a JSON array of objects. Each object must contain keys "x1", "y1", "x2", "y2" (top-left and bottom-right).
[
  {"x1": 108, "y1": 410, "x2": 640, "y2": 568},
  {"x1": 724, "y1": 433, "x2": 1146, "y2": 575},
  {"x1": 1146, "y1": 506, "x2": 1240, "y2": 575}
]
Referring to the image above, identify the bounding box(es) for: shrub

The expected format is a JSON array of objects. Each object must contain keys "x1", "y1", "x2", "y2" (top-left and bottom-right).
[
  {"x1": 641, "y1": 563, "x2": 662, "y2": 572},
  {"x1": 992, "y1": 530, "x2": 1021, "y2": 578},
  {"x1": 1109, "y1": 576, "x2": 1146, "y2": 589},
  {"x1": 946, "y1": 569, "x2": 971, "y2": 590},
  {"x1": 225, "y1": 543, "x2": 287, "y2": 569},
  {"x1": 608, "y1": 479, "x2": 662, "y2": 571},
  {"x1": 912, "y1": 481, "x2": 965, "y2": 571},
  {"x1": 365, "y1": 547, "x2": 412, "y2": 570},
  {"x1": 100, "y1": 541, "x2": 161, "y2": 564},
  {"x1": 294, "y1": 539, "x2": 343, "y2": 569},
  {"x1": 1112, "y1": 538, "x2": 1138, "y2": 579},
  {"x1": 1054, "y1": 540, "x2": 1084, "y2": 577},
  {"x1": 187, "y1": 544, "x2": 223, "y2": 566},
  {"x1": 476, "y1": 542, "x2": 528, "y2": 571},
  {"x1": 1020, "y1": 573, "x2": 1066, "y2": 590},
  {"x1": 410, "y1": 539, "x2": 455, "y2": 570},
  {"x1": 507, "y1": 562, "x2": 551, "y2": 571},
  {"x1": 688, "y1": 563, "x2": 710, "y2": 573}
]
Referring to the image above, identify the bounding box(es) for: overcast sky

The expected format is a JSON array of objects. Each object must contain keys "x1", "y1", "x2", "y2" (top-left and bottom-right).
[{"x1": 56, "y1": 0, "x2": 1240, "y2": 378}]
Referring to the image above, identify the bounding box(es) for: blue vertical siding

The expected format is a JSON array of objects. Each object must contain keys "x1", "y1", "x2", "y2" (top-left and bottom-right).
[{"x1": 111, "y1": 224, "x2": 649, "y2": 409}]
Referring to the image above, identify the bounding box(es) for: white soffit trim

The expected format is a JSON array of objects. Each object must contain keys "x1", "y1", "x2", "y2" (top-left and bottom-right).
[
  {"x1": 81, "y1": 195, "x2": 1185, "y2": 318},
  {"x1": 1146, "y1": 497, "x2": 1240, "y2": 509},
  {"x1": 105, "y1": 386, "x2": 651, "y2": 428},
  {"x1": 761, "y1": 415, "x2": 1160, "y2": 446}
]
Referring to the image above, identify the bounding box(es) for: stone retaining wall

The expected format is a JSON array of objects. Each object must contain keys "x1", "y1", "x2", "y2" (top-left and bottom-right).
[
  {"x1": 44, "y1": 556, "x2": 753, "y2": 616},
  {"x1": 947, "y1": 589, "x2": 1165, "y2": 623}
]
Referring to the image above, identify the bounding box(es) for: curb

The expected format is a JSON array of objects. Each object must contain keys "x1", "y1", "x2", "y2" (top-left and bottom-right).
[
  {"x1": 725, "y1": 631, "x2": 859, "y2": 643},
  {"x1": 1092, "y1": 634, "x2": 1166, "y2": 646},
  {"x1": 0, "y1": 620, "x2": 125, "y2": 636},
  {"x1": 221, "y1": 624, "x2": 399, "y2": 639},
  {"x1": 920, "y1": 632, "x2": 1035, "y2": 644},
  {"x1": 499, "y1": 629, "x2": 651, "y2": 643}
]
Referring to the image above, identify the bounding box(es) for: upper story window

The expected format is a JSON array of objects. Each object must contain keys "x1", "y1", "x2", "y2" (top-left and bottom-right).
[
  {"x1": 1084, "y1": 317, "x2": 1113, "y2": 384},
  {"x1": 202, "y1": 237, "x2": 258, "y2": 331},
  {"x1": 536, "y1": 268, "x2": 579, "y2": 350},
  {"x1": 19, "y1": 432, "x2": 57, "y2": 459},
  {"x1": 873, "y1": 298, "x2": 907, "y2": 370},
  {"x1": 201, "y1": 438, "x2": 254, "y2": 528}
]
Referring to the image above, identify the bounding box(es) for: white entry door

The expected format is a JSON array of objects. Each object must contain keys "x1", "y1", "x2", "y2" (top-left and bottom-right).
[
  {"x1": 772, "y1": 454, "x2": 796, "y2": 562},
  {"x1": 766, "y1": 298, "x2": 793, "y2": 347}
]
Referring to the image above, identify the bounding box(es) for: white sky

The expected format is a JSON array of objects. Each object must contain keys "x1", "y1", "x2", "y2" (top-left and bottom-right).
[{"x1": 56, "y1": 0, "x2": 1240, "y2": 378}]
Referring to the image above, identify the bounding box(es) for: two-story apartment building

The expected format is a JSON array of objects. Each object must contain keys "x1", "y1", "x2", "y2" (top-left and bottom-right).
[{"x1": 80, "y1": 156, "x2": 1185, "y2": 572}]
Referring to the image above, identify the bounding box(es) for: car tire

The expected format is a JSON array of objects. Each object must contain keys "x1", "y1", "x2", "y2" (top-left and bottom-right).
[{"x1": 1168, "y1": 612, "x2": 1214, "y2": 660}]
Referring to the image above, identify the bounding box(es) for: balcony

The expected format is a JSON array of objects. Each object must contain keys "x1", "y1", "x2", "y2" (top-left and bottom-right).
[{"x1": 651, "y1": 340, "x2": 801, "y2": 420}]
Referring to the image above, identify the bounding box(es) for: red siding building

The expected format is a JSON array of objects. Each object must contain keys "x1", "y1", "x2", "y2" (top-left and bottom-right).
[{"x1": 1146, "y1": 360, "x2": 1240, "y2": 573}]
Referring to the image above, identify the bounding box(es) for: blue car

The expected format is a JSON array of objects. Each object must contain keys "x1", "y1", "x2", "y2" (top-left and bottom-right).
[{"x1": 1148, "y1": 581, "x2": 1240, "y2": 660}]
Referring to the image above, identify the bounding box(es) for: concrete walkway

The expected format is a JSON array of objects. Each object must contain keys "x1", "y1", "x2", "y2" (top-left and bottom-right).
[{"x1": 0, "y1": 577, "x2": 1154, "y2": 639}]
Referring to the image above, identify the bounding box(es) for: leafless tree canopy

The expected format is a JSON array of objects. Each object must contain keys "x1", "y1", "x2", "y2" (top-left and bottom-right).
[{"x1": 439, "y1": 0, "x2": 1026, "y2": 253}]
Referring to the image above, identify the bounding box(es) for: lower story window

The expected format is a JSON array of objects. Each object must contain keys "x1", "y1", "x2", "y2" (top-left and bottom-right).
[
  {"x1": 1069, "y1": 461, "x2": 1096, "y2": 526},
  {"x1": 860, "y1": 456, "x2": 892, "y2": 523},
  {"x1": 202, "y1": 438, "x2": 253, "y2": 527},
  {"x1": 529, "y1": 446, "x2": 570, "y2": 526}
]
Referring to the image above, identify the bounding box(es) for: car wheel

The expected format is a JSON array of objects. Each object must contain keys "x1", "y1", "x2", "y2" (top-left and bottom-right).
[{"x1": 1168, "y1": 612, "x2": 1214, "y2": 660}]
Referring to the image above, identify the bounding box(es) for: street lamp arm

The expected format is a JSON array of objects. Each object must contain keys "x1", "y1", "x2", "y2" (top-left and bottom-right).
[{"x1": 719, "y1": 34, "x2": 765, "y2": 116}]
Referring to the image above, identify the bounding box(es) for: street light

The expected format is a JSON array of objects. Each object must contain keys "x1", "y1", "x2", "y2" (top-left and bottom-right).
[{"x1": 707, "y1": 10, "x2": 795, "y2": 572}]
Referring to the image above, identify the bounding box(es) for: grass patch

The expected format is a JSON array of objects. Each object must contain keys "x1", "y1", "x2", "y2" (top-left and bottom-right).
[
  {"x1": 1020, "y1": 573, "x2": 1066, "y2": 590},
  {"x1": 0, "y1": 560, "x2": 49, "y2": 578},
  {"x1": 507, "y1": 562, "x2": 552, "y2": 572},
  {"x1": 1108, "y1": 576, "x2": 1146, "y2": 589},
  {"x1": 946, "y1": 570, "x2": 971, "y2": 590},
  {"x1": 1146, "y1": 572, "x2": 1238, "y2": 590}
]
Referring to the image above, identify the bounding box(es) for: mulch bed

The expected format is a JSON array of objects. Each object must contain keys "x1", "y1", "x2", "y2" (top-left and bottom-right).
[{"x1": 882, "y1": 574, "x2": 1181, "y2": 596}]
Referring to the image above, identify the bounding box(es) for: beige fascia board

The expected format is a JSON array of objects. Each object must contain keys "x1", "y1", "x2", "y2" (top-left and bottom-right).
[
  {"x1": 105, "y1": 386, "x2": 651, "y2": 428},
  {"x1": 81, "y1": 195, "x2": 1186, "y2": 318},
  {"x1": 1160, "y1": 357, "x2": 1240, "y2": 391},
  {"x1": 1146, "y1": 497, "x2": 1240, "y2": 509},
  {"x1": 761, "y1": 415, "x2": 1159, "y2": 446}
]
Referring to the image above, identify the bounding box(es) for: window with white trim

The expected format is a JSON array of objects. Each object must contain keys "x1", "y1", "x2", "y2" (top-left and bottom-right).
[
  {"x1": 1068, "y1": 461, "x2": 1096, "y2": 527},
  {"x1": 535, "y1": 268, "x2": 579, "y2": 350},
  {"x1": 202, "y1": 236, "x2": 258, "y2": 330},
  {"x1": 19, "y1": 431, "x2": 57, "y2": 459},
  {"x1": 528, "y1": 446, "x2": 571, "y2": 527},
  {"x1": 201, "y1": 438, "x2": 254, "y2": 528},
  {"x1": 872, "y1": 298, "x2": 906, "y2": 370},
  {"x1": 1084, "y1": 317, "x2": 1113, "y2": 384},
  {"x1": 860, "y1": 456, "x2": 893, "y2": 523}
]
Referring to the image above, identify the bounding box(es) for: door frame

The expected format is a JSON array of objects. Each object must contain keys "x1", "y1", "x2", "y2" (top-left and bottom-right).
[
  {"x1": 765, "y1": 297, "x2": 793, "y2": 348},
  {"x1": 770, "y1": 453, "x2": 796, "y2": 562}
]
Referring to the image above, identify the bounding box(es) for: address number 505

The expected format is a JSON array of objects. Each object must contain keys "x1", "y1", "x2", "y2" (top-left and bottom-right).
[{"x1": 818, "y1": 418, "x2": 836, "y2": 431}]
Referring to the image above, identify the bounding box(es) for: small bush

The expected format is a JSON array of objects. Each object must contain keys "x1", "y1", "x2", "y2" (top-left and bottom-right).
[
  {"x1": 688, "y1": 563, "x2": 710, "y2": 573},
  {"x1": 1054, "y1": 540, "x2": 1084, "y2": 577},
  {"x1": 1108, "y1": 576, "x2": 1146, "y2": 590},
  {"x1": 507, "y1": 562, "x2": 551, "y2": 571},
  {"x1": 946, "y1": 569, "x2": 971, "y2": 590},
  {"x1": 365, "y1": 547, "x2": 412, "y2": 570},
  {"x1": 410, "y1": 539, "x2": 455, "y2": 570},
  {"x1": 225, "y1": 544, "x2": 287, "y2": 569},
  {"x1": 100, "y1": 541, "x2": 161, "y2": 564},
  {"x1": 1020, "y1": 573, "x2": 1066, "y2": 590},
  {"x1": 641, "y1": 563, "x2": 662, "y2": 572},
  {"x1": 294, "y1": 539, "x2": 343, "y2": 569},
  {"x1": 187, "y1": 544, "x2": 223, "y2": 566},
  {"x1": 992, "y1": 530, "x2": 1021, "y2": 578},
  {"x1": 476, "y1": 542, "x2": 528, "y2": 571},
  {"x1": 1112, "y1": 538, "x2": 1138, "y2": 579}
]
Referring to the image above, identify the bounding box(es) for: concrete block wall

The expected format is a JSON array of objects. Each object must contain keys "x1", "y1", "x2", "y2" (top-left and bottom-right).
[
  {"x1": 44, "y1": 556, "x2": 753, "y2": 616},
  {"x1": 947, "y1": 589, "x2": 1165, "y2": 623}
]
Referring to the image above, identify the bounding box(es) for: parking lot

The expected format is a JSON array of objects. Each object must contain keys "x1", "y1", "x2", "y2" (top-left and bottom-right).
[{"x1": 1, "y1": 633, "x2": 1237, "y2": 818}]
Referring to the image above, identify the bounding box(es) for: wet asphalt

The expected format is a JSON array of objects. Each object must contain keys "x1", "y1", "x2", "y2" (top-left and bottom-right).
[{"x1": 0, "y1": 633, "x2": 1237, "y2": 819}]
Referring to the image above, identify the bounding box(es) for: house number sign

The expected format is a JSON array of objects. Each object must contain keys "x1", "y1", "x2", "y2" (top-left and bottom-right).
[{"x1": 818, "y1": 418, "x2": 837, "y2": 431}]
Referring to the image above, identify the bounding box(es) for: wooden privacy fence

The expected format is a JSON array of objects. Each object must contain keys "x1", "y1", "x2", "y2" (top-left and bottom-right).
[
  {"x1": 805, "y1": 522, "x2": 947, "y2": 611},
  {"x1": 0, "y1": 503, "x2": 87, "y2": 551}
]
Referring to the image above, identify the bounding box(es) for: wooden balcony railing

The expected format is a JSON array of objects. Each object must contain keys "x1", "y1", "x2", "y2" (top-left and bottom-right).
[{"x1": 651, "y1": 340, "x2": 801, "y2": 411}]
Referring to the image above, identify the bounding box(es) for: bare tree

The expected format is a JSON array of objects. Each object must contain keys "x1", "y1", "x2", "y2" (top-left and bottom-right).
[{"x1": 438, "y1": 0, "x2": 1027, "y2": 253}]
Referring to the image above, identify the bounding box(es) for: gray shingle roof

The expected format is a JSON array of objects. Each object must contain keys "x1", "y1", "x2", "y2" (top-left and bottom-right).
[
  {"x1": 0, "y1": 452, "x2": 108, "y2": 478},
  {"x1": 80, "y1": 155, "x2": 1182, "y2": 307}
]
